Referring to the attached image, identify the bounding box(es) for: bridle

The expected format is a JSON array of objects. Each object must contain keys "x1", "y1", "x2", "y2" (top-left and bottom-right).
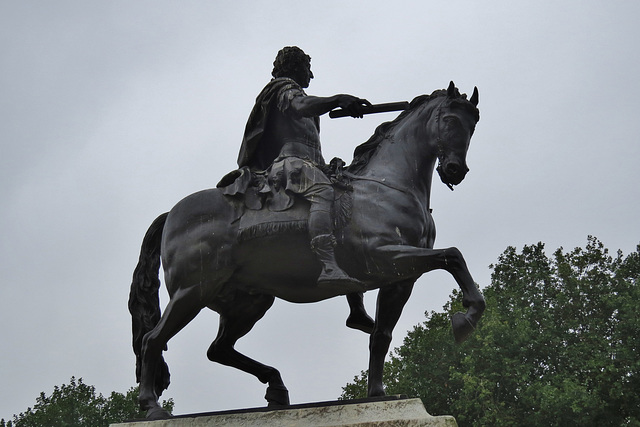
[{"x1": 434, "y1": 96, "x2": 456, "y2": 191}]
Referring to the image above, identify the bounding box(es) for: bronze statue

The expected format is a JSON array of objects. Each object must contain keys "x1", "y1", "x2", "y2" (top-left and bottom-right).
[{"x1": 128, "y1": 47, "x2": 484, "y2": 420}]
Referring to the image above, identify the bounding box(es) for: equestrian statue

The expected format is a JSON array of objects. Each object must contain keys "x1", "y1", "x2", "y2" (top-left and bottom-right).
[{"x1": 128, "y1": 46, "x2": 484, "y2": 419}]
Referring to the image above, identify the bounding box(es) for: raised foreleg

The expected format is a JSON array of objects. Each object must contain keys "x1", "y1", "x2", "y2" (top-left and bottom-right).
[
  {"x1": 207, "y1": 292, "x2": 289, "y2": 406},
  {"x1": 377, "y1": 245, "x2": 485, "y2": 343},
  {"x1": 368, "y1": 280, "x2": 415, "y2": 397}
]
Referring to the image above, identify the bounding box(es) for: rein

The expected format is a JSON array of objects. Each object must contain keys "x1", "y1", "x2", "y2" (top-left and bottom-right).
[
  {"x1": 342, "y1": 96, "x2": 453, "y2": 210},
  {"x1": 342, "y1": 171, "x2": 432, "y2": 213}
]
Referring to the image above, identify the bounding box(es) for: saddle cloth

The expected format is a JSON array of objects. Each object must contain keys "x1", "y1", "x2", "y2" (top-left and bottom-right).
[{"x1": 217, "y1": 159, "x2": 352, "y2": 242}]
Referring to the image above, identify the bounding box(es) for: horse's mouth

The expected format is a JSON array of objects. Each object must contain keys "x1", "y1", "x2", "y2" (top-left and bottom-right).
[{"x1": 437, "y1": 162, "x2": 468, "y2": 190}]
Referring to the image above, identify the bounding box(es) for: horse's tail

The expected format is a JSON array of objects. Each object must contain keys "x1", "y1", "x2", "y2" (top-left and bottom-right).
[{"x1": 128, "y1": 212, "x2": 170, "y2": 396}]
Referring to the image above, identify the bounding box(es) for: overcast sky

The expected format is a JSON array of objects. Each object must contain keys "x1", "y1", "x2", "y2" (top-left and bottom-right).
[{"x1": 1, "y1": 1, "x2": 639, "y2": 419}]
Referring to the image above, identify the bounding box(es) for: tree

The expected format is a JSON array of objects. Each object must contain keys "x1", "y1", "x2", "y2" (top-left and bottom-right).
[
  {"x1": 1, "y1": 377, "x2": 174, "y2": 427},
  {"x1": 341, "y1": 237, "x2": 640, "y2": 426}
]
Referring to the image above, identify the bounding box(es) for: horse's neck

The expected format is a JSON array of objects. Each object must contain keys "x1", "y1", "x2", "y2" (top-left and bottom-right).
[{"x1": 356, "y1": 126, "x2": 437, "y2": 207}]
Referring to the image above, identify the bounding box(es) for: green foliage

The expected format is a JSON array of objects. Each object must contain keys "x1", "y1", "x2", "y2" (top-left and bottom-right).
[
  {"x1": 341, "y1": 237, "x2": 640, "y2": 426},
  {"x1": 1, "y1": 377, "x2": 174, "y2": 427}
]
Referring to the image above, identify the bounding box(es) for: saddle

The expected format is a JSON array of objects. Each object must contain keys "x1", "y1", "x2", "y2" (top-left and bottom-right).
[{"x1": 216, "y1": 158, "x2": 352, "y2": 243}]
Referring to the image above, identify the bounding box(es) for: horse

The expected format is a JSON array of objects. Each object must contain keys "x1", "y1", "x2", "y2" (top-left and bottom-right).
[{"x1": 128, "y1": 81, "x2": 484, "y2": 419}]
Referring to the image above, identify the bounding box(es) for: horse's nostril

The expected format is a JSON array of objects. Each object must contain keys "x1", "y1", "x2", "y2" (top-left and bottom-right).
[{"x1": 445, "y1": 163, "x2": 459, "y2": 176}]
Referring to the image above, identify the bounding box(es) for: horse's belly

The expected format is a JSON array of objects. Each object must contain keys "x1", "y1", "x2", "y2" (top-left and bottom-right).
[{"x1": 232, "y1": 234, "x2": 339, "y2": 303}]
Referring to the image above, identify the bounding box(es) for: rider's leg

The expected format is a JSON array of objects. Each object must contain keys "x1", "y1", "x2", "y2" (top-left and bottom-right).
[
  {"x1": 308, "y1": 196, "x2": 371, "y2": 328},
  {"x1": 306, "y1": 184, "x2": 364, "y2": 293}
]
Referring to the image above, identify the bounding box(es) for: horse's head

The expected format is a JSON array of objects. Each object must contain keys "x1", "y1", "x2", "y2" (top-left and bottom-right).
[
  {"x1": 348, "y1": 82, "x2": 479, "y2": 190},
  {"x1": 429, "y1": 81, "x2": 479, "y2": 189}
]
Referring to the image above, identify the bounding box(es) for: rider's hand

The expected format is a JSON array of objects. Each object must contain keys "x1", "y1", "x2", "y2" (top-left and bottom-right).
[{"x1": 337, "y1": 95, "x2": 372, "y2": 118}]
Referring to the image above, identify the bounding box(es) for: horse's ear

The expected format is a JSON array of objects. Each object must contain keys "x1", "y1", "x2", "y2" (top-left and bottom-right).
[
  {"x1": 470, "y1": 87, "x2": 479, "y2": 107},
  {"x1": 447, "y1": 81, "x2": 456, "y2": 97}
]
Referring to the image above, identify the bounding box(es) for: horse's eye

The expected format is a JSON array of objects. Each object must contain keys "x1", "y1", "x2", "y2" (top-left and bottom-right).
[{"x1": 443, "y1": 116, "x2": 460, "y2": 126}]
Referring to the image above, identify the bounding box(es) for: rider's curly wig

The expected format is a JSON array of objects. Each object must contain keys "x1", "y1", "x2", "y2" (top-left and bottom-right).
[{"x1": 272, "y1": 46, "x2": 311, "y2": 79}]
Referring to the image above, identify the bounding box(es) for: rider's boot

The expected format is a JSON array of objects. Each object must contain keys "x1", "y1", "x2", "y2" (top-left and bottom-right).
[{"x1": 310, "y1": 234, "x2": 365, "y2": 293}]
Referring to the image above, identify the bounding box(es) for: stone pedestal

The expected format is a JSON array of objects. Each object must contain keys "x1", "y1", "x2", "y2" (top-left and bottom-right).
[{"x1": 111, "y1": 396, "x2": 457, "y2": 426}]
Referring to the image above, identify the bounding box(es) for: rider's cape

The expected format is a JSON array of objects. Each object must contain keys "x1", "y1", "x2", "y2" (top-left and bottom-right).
[
  {"x1": 237, "y1": 77, "x2": 301, "y2": 169},
  {"x1": 221, "y1": 77, "x2": 347, "y2": 217},
  {"x1": 224, "y1": 77, "x2": 328, "y2": 212}
]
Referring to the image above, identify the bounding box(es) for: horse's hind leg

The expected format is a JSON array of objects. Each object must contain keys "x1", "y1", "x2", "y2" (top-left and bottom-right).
[
  {"x1": 207, "y1": 292, "x2": 289, "y2": 406},
  {"x1": 139, "y1": 285, "x2": 206, "y2": 418},
  {"x1": 346, "y1": 292, "x2": 375, "y2": 334}
]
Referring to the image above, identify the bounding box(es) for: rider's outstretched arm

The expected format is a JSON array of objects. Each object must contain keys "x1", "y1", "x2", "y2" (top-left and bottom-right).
[{"x1": 290, "y1": 94, "x2": 371, "y2": 118}]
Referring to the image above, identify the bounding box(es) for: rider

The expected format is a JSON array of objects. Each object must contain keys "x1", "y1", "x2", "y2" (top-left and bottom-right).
[
  {"x1": 239, "y1": 46, "x2": 371, "y2": 290},
  {"x1": 238, "y1": 46, "x2": 374, "y2": 331}
]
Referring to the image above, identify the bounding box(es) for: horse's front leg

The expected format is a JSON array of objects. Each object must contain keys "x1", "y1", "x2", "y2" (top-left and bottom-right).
[
  {"x1": 368, "y1": 280, "x2": 414, "y2": 397},
  {"x1": 377, "y1": 245, "x2": 485, "y2": 343}
]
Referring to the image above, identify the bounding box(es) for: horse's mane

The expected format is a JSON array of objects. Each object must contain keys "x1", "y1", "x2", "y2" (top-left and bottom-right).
[{"x1": 347, "y1": 88, "x2": 479, "y2": 174}]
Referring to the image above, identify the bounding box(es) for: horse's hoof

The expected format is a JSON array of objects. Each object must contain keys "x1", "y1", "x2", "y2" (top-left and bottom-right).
[
  {"x1": 368, "y1": 386, "x2": 386, "y2": 397},
  {"x1": 265, "y1": 385, "x2": 290, "y2": 407},
  {"x1": 451, "y1": 312, "x2": 475, "y2": 343},
  {"x1": 346, "y1": 313, "x2": 375, "y2": 334},
  {"x1": 146, "y1": 406, "x2": 172, "y2": 420}
]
